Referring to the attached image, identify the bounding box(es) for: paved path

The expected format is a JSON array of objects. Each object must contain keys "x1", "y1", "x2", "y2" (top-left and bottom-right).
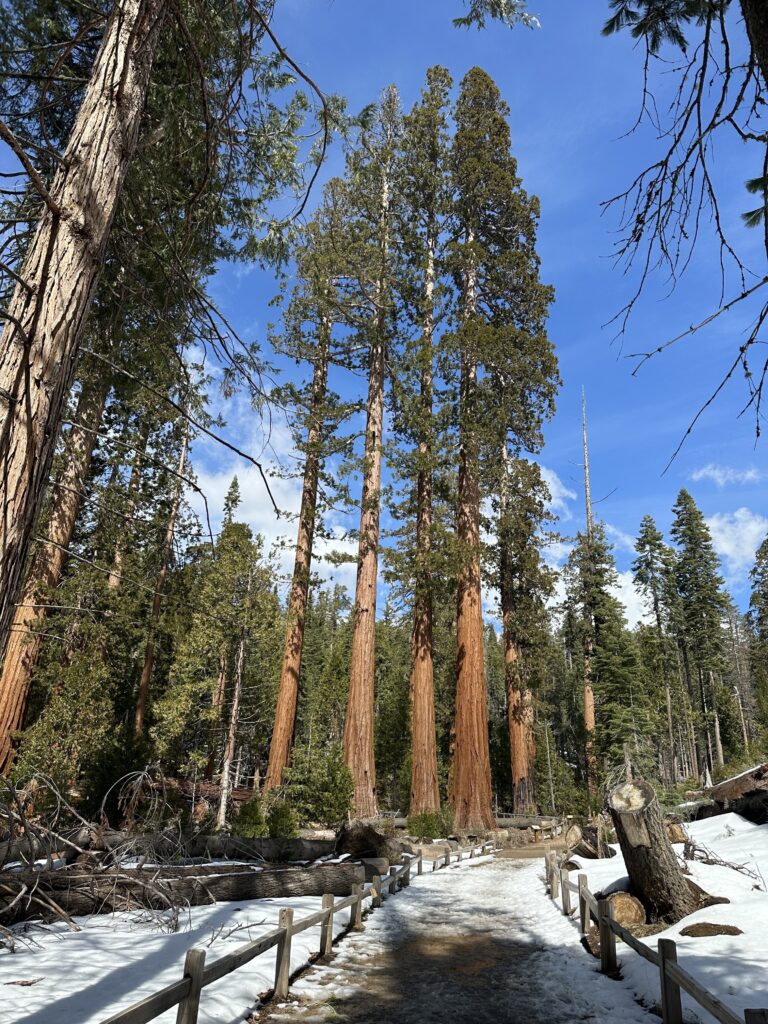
[{"x1": 254, "y1": 856, "x2": 656, "y2": 1024}]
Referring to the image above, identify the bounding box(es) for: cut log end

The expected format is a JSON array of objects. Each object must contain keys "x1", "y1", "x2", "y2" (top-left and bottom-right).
[{"x1": 608, "y1": 780, "x2": 655, "y2": 814}]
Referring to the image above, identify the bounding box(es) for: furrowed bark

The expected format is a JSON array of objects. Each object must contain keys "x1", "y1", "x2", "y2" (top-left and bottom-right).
[
  {"x1": 0, "y1": 0, "x2": 168, "y2": 661},
  {"x1": 344, "y1": 332, "x2": 384, "y2": 818},
  {"x1": 451, "y1": 358, "x2": 494, "y2": 831},
  {"x1": 134, "y1": 425, "x2": 188, "y2": 736},
  {"x1": 409, "y1": 243, "x2": 439, "y2": 817},
  {"x1": 0, "y1": 375, "x2": 107, "y2": 774},
  {"x1": 264, "y1": 326, "x2": 330, "y2": 793},
  {"x1": 742, "y1": 0, "x2": 768, "y2": 91},
  {"x1": 344, "y1": 134, "x2": 393, "y2": 820},
  {"x1": 450, "y1": 237, "x2": 494, "y2": 831}
]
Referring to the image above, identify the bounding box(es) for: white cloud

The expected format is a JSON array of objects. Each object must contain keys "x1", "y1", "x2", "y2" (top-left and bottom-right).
[
  {"x1": 540, "y1": 465, "x2": 577, "y2": 521},
  {"x1": 605, "y1": 523, "x2": 636, "y2": 553},
  {"x1": 691, "y1": 464, "x2": 762, "y2": 488},
  {"x1": 706, "y1": 507, "x2": 768, "y2": 578},
  {"x1": 610, "y1": 570, "x2": 650, "y2": 629}
]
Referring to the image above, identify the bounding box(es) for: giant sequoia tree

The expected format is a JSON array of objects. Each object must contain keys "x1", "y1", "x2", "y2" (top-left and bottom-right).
[{"x1": 447, "y1": 68, "x2": 557, "y2": 830}]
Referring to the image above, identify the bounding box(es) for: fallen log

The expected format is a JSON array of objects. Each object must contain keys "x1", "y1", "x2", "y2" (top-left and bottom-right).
[
  {"x1": 606, "y1": 891, "x2": 645, "y2": 926},
  {"x1": 335, "y1": 821, "x2": 411, "y2": 863},
  {"x1": 607, "y1": 778, "x2": 698, "y2": 923},
  {"x1": 0, "y1": 862, "x2": 365, "y2": 925}
]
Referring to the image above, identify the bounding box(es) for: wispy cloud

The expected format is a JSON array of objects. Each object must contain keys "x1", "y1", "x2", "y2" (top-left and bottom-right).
[
  {"x1": 706, "y1": 507, "x2": 768, "y2": 579},
  {"x1": 540, "y1": 465, "x2": 577, "y2": 521},
  {"x1": 691, "y1": 464, "x2": 762, "y2": 488}
]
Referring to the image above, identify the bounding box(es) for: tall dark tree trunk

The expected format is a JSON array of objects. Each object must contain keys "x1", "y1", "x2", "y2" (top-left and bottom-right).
[
  {"x1": 264, "y1": 328, "x2": 330, "y2": 793},
  {"x1": 409, "y1": 244, "x2": 439, "y2": 817},
  {"x1": 134, "y1": 425, "x2": 188, "y2": 736},
  {"x1": 742, "y1": 0, "x2": 768, "y2": 89},
  {"x1": 344, "y1": 333, "x2": 384, "y2": 819},
  {"x1": 0, "y1": 0, "x2": 167, "y2": 661},
  {"x1": 0, "y1": 376, "x2": 107, "y2": 773}
]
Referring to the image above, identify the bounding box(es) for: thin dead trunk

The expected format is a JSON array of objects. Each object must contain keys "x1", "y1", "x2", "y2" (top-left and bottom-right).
[
  {"x1": 205, "y1": 651, "x2": 227, "y2": 781},
  {"x1": 0, "y1": 376, "x2": 107, "y2": 774},
  {"x1": 741, "y1": 0, "x2": 768, "y2": 90},
  {"x1": 408, "y1": 243, "x2": 439, "y2": 817},
  {"x1": 216, "y1": 628, "x2": 246, "y2": 831},
  {"x1": 581, "y1": 390, "x2": 597, "y2": 797},
  {"x1": 264, "y1": 325, "x2": 330, "y2": 793},
  {"x1": 134, "y1": 425, "x2": 188, "y2": 736},
  {"x1": 450, "y1": 235, "x2": 494, "y2": 832},
  {"x1": 0, "y1": 0, "x2": 168, "y2": 660}
]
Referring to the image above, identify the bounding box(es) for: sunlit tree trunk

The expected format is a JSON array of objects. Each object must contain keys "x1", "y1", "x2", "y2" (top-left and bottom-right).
[
  {"x1": 344, "y1": 331, "x2": 385, "y2": 818},
  {"x1": 450, "y1": 239, "x2": 494, "y2": 831},
  {"x1": 205, "y1": 651, "x2": 227, "y2": 781},
  {"x1": 408, "y1": 244, "x2": 439, "y2": 817},
  {"x1": 0, "y1": 0, "x2": 168, "y2": 660},
  {"x1": 264, "y1": 326, "x2": 330, "y2": 793},
  {"x1": 0, "y1": 377, "x2": 107, "y2": 773},
  {"x1": 134, "y1": 425, "x2": 188, "y2": 736}
]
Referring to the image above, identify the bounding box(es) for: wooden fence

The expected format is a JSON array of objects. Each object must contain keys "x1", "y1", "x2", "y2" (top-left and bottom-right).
[
  {"x1": 99, "y1": 840, "x2": 494, "y2": 1024},
  {"x1": 544, "y1": 852, "x2": 768, "y2": 1024}
]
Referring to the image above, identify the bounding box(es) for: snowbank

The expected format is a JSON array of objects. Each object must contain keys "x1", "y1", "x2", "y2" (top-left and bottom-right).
[{"x1": 569, "y1": 813, "x2": 768, "y2": 1023}]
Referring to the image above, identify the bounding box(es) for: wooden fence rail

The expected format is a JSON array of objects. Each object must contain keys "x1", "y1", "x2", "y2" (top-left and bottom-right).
[
  {"x1": 544, "y1": 852, "x2": 768, "y2": 1024},
  {"x1": 100, "y1": 840, "x2": 494, "y2": 1024}
]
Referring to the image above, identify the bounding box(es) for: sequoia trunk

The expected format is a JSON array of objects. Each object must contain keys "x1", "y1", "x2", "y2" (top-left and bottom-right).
[
  {"x1": 0, "y1": 376, "x2": 107, "y2": 774},
  {"x1": 409, "y1": 244, "x2": 439, "y2": 817},
  {"x1": 343, "y1": 334, "x2": 385, "y2": 818},
  {"x1": 0, "y1": 0, "x2": 167, "y2": 659},
  {"x1": 264, "y1": 327, "x2": 330, "y2": 793}
]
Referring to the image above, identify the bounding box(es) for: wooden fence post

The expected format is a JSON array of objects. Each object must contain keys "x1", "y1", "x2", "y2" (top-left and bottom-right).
[
  {"x1": 417, "y1": 852, "x2": 423, "y2": 875},
  {"x1": 275, "y1": 908, "x2": 294, "y2": 999},
  {"x1": 320, "y1": 894, "x2": 334, "y2": 957},
  {"x1": 176, "y1": 947, "x2": 206, "y2": 1024},
  {"x1": 551, "y1": 860, "x2": 561, "y2": 901},
  {"x1": 351, "y1": 883, "x2": 364, "y2": 931},
  {"x1": 658, "y1": 938, "x2": 683, "y2": 1024},
  {"x1": 371, "y1": 874, "x2": 382, "y2": 908},
  {"x1": 402, "y1": 857, "x2": 411, "y2": 887},
  {"x1": 444, "y1": 846, "x2": 451, "y2": 867},
  {"x1": 389, "y1": 865, "x2": 398, "y2": 895},
  {"x1": 560, "y1": 867, "x2": 572, "y2": 915},
  {"x1": 469, "y1": 846, "x2": 474, "y2": 858},
  {"x1": 432, "y1": 856, "x2": 438, "y2": 872},
  {"x1": 744, "y1": 1012, "x2": 768, "y2": 1023},
  {"x1": 598, "y1": 899, "x2": 617, "y2": 975},
  {"x1": 578, "y1": 873, "x2": 590, "y2": 934}
]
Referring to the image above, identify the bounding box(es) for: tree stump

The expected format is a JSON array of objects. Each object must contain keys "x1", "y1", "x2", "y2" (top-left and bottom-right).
[{"x1": 607, "y1": 779, "x2": 697, "y2": 923}]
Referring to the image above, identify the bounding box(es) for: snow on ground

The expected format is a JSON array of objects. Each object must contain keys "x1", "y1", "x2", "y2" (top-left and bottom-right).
[
  {"x1": 1, "y1": 892, "x2": 351, "y2": 1024},
  {"x1": 570, "y1": 812, "x2": 768, "y2": 1023},
  {"x1": 263, "y1": 855, "x2": 655, "y2": 1024}
]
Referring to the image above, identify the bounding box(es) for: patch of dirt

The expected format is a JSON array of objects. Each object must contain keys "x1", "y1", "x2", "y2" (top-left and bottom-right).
[{"x1": 680, "y1": 922, "x2": 743, "y2": 937}]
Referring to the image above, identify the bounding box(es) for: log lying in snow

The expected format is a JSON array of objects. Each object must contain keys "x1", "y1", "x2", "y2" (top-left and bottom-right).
[
  {"x1": 564, "y1": 822, "x2": 615, "y2": 859},
  {"x1": 606, "y1": 891, "x2": 645, "y2": 926},
  {"x1": 607, "y1": 778, "x2": 698, "y2": 923},
  {"x1": 0, "y1": 862, "x2": 365, "y2": 925}
]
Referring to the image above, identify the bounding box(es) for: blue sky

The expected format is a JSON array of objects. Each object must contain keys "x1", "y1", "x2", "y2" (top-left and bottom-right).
[{"x1": 195, "y1": 0, "x2": 768, "y2": 621}]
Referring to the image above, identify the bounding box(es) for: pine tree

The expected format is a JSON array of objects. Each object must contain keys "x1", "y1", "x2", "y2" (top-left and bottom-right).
[
  {"x1": 447, "y1": 67, "x2": 557, "y2": 829},
  {"x1": 496, "y1": 455, "x2": 554, "y2": 813},
  {"x1": 670, "y1": 488, "x2": 732, "y2": 772},
  {"x1": 748, "y1": 535, "x2": 768, "y2": 738}
]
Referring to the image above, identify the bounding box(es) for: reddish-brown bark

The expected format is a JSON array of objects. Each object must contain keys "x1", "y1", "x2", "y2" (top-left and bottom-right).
[
  {"x1": 0, "y1": 0, "x2": 167, "y2": 661},
  {"x1": 343, "y1": 334, "x2": 384, "y2": 819},
  {"x1": 450, "y1": 345, "x2": 494, "y2": 831},
  {"x1": 264, "y1": 330, "x2": 329, "y2": 793},
  {"x1": 408, "y1": 246, "x2": 439, "y2": 817},
  {"x1": 0, "y1": 378, "x2": 107, "y2": 774}
]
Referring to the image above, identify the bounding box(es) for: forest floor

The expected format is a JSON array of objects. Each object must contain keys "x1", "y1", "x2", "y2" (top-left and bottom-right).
[{"x1": 253, "y1": 856, "x2": 655, "y2": 1024}]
